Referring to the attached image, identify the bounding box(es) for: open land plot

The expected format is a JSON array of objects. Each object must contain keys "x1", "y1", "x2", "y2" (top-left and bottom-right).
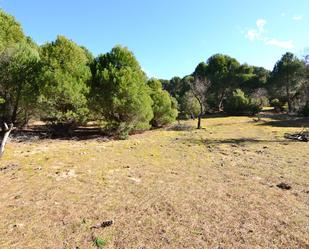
[{"x1": 0, "y1": 115, "x2": 309, "y2": 249}]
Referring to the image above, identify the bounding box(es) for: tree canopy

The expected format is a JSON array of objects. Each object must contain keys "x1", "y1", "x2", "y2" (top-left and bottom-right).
[
  {"x1": 148, "y1": 78, "x2": 178, "y2": 127},
  {"x1": 39, "y1": 36, "x2": 91, "y2": 126},
  {"x1": 269, "y1": 52, "x2": 305, "y2": 112},
  {"x1": 0, "y1": 43, "x2": 40, "y2": 125},
  {"x1": 0, "y1": 10, "x2": 25, "y2": 52},
  {"x1": 1, "y1": 8, "x2": 308, "y2": 137},
  {"x1": 90, "y1": 46, "x2": 153, "y2": 137}
]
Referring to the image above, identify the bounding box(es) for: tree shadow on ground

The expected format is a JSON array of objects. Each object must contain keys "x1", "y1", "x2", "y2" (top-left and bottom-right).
[
  {"x1": 179, "y1": 137, "x2": 293, "y2": 146},
  {"x1": 259, "y1": 117, "x2": 309, "y2": 128},
  {"x1": 11, "y1": 125, "x2": 111, "y2": 142}
]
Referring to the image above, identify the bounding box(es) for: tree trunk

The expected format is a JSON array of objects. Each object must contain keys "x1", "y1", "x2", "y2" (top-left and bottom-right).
[
  {"x1": 197, "y1": 104, "x2": 203, "y2": 129},
  {"x1": 218, "y1": 89, "x2": 225, "y2": 112},
  {"x1": 286, "y1": 85, "x2": 292, "y2": 113},
  {"x1": 0, "y1": 123, "x2": 14, "y2": 158},
  {"x1": 11, "y1": 84, "x2": 22, "y2": 124},
  {"x1": 197, "y1": 115, "x2": 201, "y2": 129}
]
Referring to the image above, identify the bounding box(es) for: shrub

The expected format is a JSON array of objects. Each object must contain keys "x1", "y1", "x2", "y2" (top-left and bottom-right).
[
  {"x1": 270, "y1": 98, "x2": 285, "y2": 112},
  {"x1": 148, "y1": 79, "x2": 178, "y2": 127},
  {"x1": 179, "y1": 91, "x2": 200, "y2": 119},
  {"x1": 93, "y1": 237, "x2": 107, "y2": 248},
  {"x1": 224, "y1": 89, "x2": 262, "y2": 115}
]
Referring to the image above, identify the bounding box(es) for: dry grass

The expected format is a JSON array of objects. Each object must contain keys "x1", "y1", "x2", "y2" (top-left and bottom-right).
[{"x1": 0, "y1": 115, "x2": 309, "y2": 249}]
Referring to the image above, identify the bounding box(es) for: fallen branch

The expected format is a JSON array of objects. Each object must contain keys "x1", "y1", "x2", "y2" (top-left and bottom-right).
[
  {"x1": 0, "y1": 123, "x2": 14, "y2": 158},
  {"x1": 284, "y1": 129, "x2": 309, "y2": 142}
]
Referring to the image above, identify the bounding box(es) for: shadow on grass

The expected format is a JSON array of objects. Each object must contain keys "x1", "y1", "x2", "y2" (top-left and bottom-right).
[
  {"x1": 259, "y1": 117, "x2": 309, "y2": 128},
  {"x1": 179, "y1": 137, "x2": 293, "y2": 146},
  {"x1": 12, "y1": 126, "x2": 110, "y2": 141}
]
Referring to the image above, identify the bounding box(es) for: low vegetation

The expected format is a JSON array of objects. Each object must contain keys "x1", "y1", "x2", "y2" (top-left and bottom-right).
[
  {"x1": 0, "y1": 8, "x2": 309, "y2": 249},
  {"x1": 0, "y1": 115, "x2": 308, "y2": 248}
]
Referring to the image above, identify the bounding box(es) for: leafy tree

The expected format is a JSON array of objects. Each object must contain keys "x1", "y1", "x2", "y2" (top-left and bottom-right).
[
  {"x1": 185, "y1": 75, "x2": 211, "y2": 129},
  {"x1": 39, "y1": 36, "x2": 91, "y2": 129},
  {"x1": 224, "y1": 89, "x2": 262, "y2": 115},
  {"x1": 0, "y1": 9, "x2": 25, "y2": 52},
  {"x1": 193, "y1": 62, "x2": 208, "y2": 78},
  {"x1": 90, "y1": 45, "x2": 153, "y2": 137},
  {"x1": 161, "y1": 76, "x2": 190, "y2": 102},
  {"x1": 180, "y1": 91, "x2": 200, "y2": 119},
  {"x1": 0, "y1": 43, "x2": 40, "y2": 126},
  {"x1": 148, "y1": 78, "x2": 178, "y2": 127},
  {"x1": 206, "y1": 54, "x2": 240, "y2": 111},
  {"x1": 269, "y1": 52, "x2": 305, "y2": 112},
  {"x1": 297, "y1": 55, "x2": 309, "y2": 115}
]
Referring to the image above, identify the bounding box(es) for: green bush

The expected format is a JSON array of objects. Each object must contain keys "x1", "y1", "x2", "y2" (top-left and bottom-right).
[
  {"x1": 224, "y1": 89, "x2": 262, "y2": 115},
  {"x1": 270, "y1": 98, "x2": 285, "y2": 112},
  {"x1": 93, "y1": 237, "x2": 107, "y2": 248},
  {"x1": 179, "y1": 91, "x2": 200, "y2": 119},
  {"x1": 148, "y1": 79, "x2": 178, "y2": 127}
]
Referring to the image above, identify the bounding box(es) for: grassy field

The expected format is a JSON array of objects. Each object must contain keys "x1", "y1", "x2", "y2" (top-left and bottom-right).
[{"x1": 0, "y1": 115, "x2": 309, "y2": 249}]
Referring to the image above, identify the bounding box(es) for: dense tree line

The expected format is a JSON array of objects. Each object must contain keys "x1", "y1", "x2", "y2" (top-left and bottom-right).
[
  {"x1": 0, "y1": 10, "x2": 177, "y2": 138},
  {"x1": 162, "y1": 52, "x2": 308, "y2": 121},
  {"x1": 0, "y1": 9, "x2": 308, "y2": 136}
]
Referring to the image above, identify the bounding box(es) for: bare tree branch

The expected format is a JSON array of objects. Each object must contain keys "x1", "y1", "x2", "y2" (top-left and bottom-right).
[{"x1": 188, "y1": 76, "x2": 211, "y2": 129}]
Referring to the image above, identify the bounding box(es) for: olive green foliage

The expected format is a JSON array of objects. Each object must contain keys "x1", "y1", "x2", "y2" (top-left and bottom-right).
[
  {"x1": 193, "y1": 57, "x2": 270, "y2": 112},
  {"x1": 206, "y1": 54, "x2": 240, "y2": 111},
  {"x1": 0, "y1": 9, "x2": 41, "y2": 126},
  {"x1": 148, "y1": 78, "x2": 178, "y2": 127},
  {"x1": 90, "y1": 46, "x2": 153, "y2": 136},
  {"x1": 270, "y1": 99, "x2": 285, "y2": 112},
  {"x1": 2, "y1": 9, "x2": 309, "y2": 138},
  {"x1": 93, "y1": 237, "x2": 107, "y2": 248},
  {"x1": 39, "y1": 36, "x2": 91, "y2": 125},
  {"x1": 180, "y1": 91, "x2": 200, "y2": 119},
  {"x1": 269, "y1": 52, "x2": 305, "y2": 112},
  {"x1": 240, "y1": 66, "x2": 269, "y2": 94},
  {"x1": 0, "y1": 10, "x2": 25, "y2": 52},
  {"x1": 224, "y1": 89, "x2": 261, "y2": 115},
  {"x1": 0, "y1": 43, "x2": 40, "y2": 125}
]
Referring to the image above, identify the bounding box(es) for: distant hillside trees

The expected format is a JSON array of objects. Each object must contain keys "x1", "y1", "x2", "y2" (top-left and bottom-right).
[
  {"x1": 269, "y1": 52, "x2": 306, "y2": 113},
  {"x1": 206, "y1": 54, "x2": 240, "y2": 111},
  {"x1": 299, "y1": 55, "x2": 309, "y2": 115}
]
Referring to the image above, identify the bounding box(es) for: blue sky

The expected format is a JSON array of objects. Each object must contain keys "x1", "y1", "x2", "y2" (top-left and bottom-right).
[{"x1": 1, "y1": 0, "x2": 308, "y2": 79}]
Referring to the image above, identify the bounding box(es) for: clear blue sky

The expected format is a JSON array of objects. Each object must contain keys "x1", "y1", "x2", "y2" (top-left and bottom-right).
[{"x1": 1, "y1": 0, "x2": 308, "y2": 79}]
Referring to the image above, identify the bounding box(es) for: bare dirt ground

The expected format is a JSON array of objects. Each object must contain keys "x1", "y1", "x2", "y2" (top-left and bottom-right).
[{"x1": 0, "y1": 115, "x2": 308, "y2": 249}]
